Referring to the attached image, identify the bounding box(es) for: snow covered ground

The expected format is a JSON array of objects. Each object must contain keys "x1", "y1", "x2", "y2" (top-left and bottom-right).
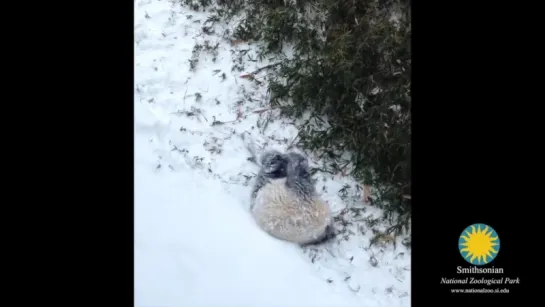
[{"x1": 134, "y1": 1, "x2": 411, "y2": 306}]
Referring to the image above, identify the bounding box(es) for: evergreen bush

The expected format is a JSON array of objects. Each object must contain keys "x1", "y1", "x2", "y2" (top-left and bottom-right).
[{"x1": 183, "y1": 0, "x2": 411, "y2": 236}]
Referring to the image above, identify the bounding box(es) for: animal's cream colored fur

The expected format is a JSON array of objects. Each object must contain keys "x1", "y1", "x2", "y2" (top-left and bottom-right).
[{"x1": 252, "y1": 178, "x2": 332, "y2": 245}]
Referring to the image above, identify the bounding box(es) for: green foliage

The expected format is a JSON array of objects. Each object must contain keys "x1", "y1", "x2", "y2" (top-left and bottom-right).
[{"x1": 181, "y1": 0, "x2": 411, "y2": 236}]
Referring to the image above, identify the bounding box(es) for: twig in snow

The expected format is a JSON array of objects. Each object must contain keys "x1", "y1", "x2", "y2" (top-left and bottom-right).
[
  {"x1": 249, "y1": 62, "x2": 282, "y2": 75},
  {"x1": 211, "y1": 120, "x2": 238, "y2": 126},
  {"x1": 211, "y1": 115, "x2": 238, "y2": 126},
  {"x1": 240, "y1": 132, "x2": 262, "y2": 166},
  {"x1": 363, "y1": 184, "x2": 372, "y2": 203},
  {"x1": 238, "y1": 63, "x2": 283, "y2": 81},
  {"x1": 183, "y1": 88, "x2": 188, "y2": 104},
  {"x1": 258, "y1": 111, "x2": 273, "y2": 134},
  {"x1": 236, "y1": 104, "x2": 244, "y2": 120},
  {"x1": 199, "y1": 111, "x2": 208, "y2": 123},
  {"x1": 252, "y1": 106, "x2": 282, "y2": 114},
  {"x1": 287, "y1": 132, "x2": 300, "y2": 150},
  {"x1": 348, "y1": 284, "x2": 361, "y2": 292},
  {"x1": 325, "y1": 246, "x2": 336, "y2": 257},
  {"x1": 239, "y1": 74, "x2": 263, "y2": 85}
]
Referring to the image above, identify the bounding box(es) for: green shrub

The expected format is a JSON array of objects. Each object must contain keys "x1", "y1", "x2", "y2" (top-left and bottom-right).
[{"x1": 184, "y1": 0, "x2": 411, "y2": 236}]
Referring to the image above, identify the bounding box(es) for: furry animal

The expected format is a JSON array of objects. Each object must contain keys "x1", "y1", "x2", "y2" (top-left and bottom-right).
[
  {"x1": 251, "y1": 151, "x2": 334, "y2": 246},
  {"x1": 249, "y1": 150, "x2": 288, "y2": 210}
]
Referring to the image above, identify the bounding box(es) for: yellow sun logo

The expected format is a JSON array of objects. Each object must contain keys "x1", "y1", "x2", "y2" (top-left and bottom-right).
[{"x1": 459, "y1": 223, "x2": 500, "y2": 265}]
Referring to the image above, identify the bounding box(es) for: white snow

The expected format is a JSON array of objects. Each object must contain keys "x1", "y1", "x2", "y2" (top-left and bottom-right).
[
  {"x1": 134, "y1": 1, "x2": 411, "y2": 307},
  {"x1": 135, "y1": 139, "x2": 363, "y2": 307}
]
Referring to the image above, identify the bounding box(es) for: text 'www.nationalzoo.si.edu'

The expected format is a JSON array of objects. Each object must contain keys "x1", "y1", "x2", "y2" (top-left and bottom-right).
[{"x1": 451, "y1": 288, "x2": 509, "y2": 294}]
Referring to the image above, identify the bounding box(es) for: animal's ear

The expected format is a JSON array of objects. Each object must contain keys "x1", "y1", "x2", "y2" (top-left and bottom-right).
[
  {"x1": 286, "y1": 152, "x2": 309, "y2": 171},
  {"x1": 286, "y1": 152, "x2": 308, "y2": 165}
]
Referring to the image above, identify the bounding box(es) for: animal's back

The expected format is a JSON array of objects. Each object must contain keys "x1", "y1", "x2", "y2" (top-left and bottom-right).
[{"x1": 252, "y1": 178, "x2": 332, "y2": 245}]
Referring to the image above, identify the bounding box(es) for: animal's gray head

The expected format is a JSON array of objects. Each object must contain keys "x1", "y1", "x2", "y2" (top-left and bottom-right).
[
  {"x1": 260, "y1": 150, "x2": 287, "y2": 178},
  {"x1": 285, "y1": 152, "x2": 314, "y2": 197},
  {"x1": 285, "y1": 152, "x2": 310, "y2": 178}
]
